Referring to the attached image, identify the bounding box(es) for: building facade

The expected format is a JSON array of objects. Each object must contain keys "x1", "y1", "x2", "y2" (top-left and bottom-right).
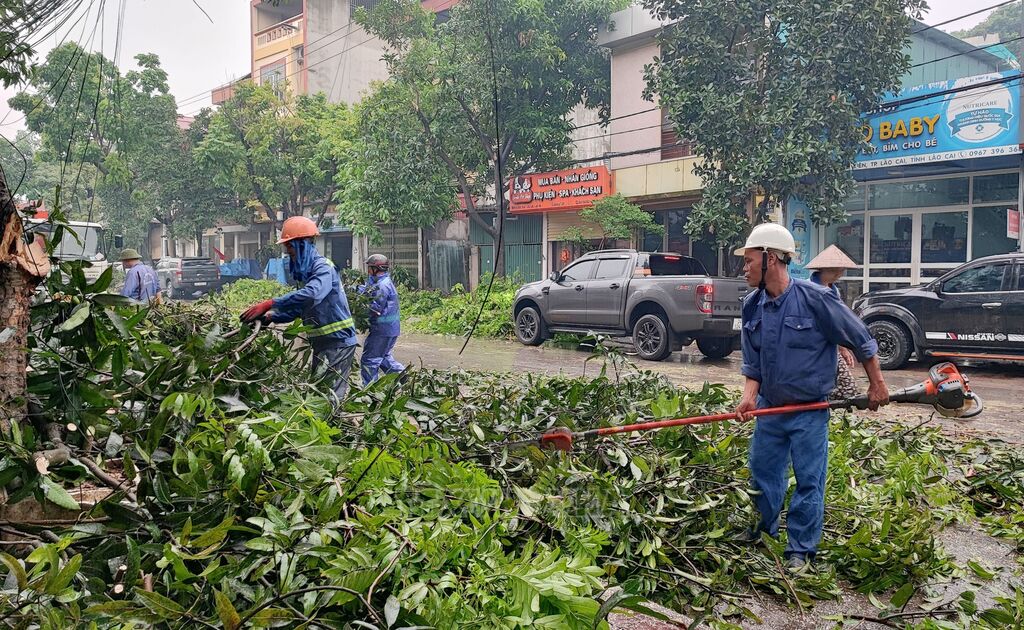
[
  {"x1": 810, "y1": 71, "x2": 1023, "y2": 301},
  {"x1": 595, "y1": 5, "x2": 1021, "y2": 300},
  {"x1": 207, "y1": 0, "x2": 477, "y2": 289}
]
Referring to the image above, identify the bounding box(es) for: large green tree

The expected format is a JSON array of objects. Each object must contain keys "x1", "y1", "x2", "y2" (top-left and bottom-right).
[
  {"x1": 156, "y1": 109, "x2": 244, "y2": 254},
  {"x1": 197, "y1": 84, "x2": 348, "y2": 238},
  {"x1": 333, "y1": 88, "x2": 458, "y2": 242},
  {"x1": 0, "y1": 131, "x2": 36, "y2": 199},
  {"x1": 579, "y1": 194, "x2": 662, "y2": 249},
  {"x1": 353, "y1": 0, "x2": 624, "y2": 273},
  {"x1": 10, "y1": 44, "x2": 190, "y2": 250},
  {"x1": 645, "y1": 0, "x2": 926, "y2": 265}
]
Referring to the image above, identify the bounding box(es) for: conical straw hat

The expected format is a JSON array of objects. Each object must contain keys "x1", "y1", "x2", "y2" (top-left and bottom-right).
[{"x1": 805, "y1": 244, "x2": 857, "y2": 270}]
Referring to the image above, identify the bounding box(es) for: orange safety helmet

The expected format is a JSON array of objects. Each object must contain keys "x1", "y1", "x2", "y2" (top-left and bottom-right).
[{"x1": 277, "y1": 216, "x2": 320, "y2": 244}]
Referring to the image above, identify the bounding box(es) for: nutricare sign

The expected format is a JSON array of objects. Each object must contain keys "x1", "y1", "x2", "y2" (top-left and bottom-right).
[
  {"x1": 509, "y1": 166, "x2": 612, "y2": 213},
  {"x1": 857, "y1": 71, "x2": 1021, "y2": 170}
]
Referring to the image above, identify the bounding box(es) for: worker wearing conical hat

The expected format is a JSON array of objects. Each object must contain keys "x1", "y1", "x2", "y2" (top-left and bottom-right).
[
  {"x1": 805, "y1": 245, "x2": 857, "y2": 297},
  {"x1": 806, "y1": 244, "x2": 860, "y2": 401}
]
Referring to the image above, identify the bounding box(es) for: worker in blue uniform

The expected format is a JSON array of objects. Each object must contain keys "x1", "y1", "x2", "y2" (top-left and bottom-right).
[
  {"x1": 734, "y1": 223, "x2": 890, "y2": 572},
  {"x1": 360, "y1": 254, "x2": 405, "y2": 385},
  {"x1": 240, "y1": 216, "x2": 358, "y2": 403},
  {"x1": 119, "y1": 249, "x2": 161, "y2": 303}
]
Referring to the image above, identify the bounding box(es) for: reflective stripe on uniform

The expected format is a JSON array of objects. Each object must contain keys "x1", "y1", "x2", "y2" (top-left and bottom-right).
[
  {"x1": 374, "y1": 314, "x2": 400, "y2": 324},
  {"x1": 307, "y1": 317, "x2": 355, "y2": 337}
]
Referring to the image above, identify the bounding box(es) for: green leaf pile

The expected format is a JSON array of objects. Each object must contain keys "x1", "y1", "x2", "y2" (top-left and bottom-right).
[{"x1": 1, "y1": 261, "x2": 1021, "y2": 628}]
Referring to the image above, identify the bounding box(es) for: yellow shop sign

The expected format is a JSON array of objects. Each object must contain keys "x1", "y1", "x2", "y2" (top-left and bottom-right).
[{"x1": 863, "y1": 114, "x2": 940, "y2": 142}]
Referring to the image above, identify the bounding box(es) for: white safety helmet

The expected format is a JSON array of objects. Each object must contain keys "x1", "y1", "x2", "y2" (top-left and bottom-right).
[{"x1": 733, "y1": 223, "x2": 797, "y2": 259}]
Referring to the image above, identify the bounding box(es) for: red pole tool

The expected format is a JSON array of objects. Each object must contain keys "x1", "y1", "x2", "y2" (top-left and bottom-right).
[{"x1": 507, "y1": 362, "x2": 983, "y2": 452}]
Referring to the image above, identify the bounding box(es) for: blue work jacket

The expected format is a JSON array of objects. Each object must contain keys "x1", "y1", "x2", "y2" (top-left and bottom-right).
[
  {"x1": 121, "y1": 263, "x2": 160, "y2": 302},
  {"x1": 809, "y1": 271, "x2": 841, "y2": 299},
  {"x1": 361, "y1": 272, "x2": 401, "y2": 336},
  {"x1": 270, "y1": 255, "x2": 357, "y2": 350},
  {"x1": 741, "y1": 278, "x2": 877, "y2": 405}
]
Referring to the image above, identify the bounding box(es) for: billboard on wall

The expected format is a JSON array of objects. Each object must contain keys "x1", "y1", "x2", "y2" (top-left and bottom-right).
[
  {"x1": 785, "y1": 197, "x2": 815, "y2": 280},
  {"x1": 857, "y1": 71, "x2": 1022, "y2": 170},
  {"x1": 509, "y1": 166, "x2": 612, "y2": 213}
]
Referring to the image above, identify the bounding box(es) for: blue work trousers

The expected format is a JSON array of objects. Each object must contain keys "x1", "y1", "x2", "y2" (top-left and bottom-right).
[
  {"x1": 361, "y1": 334, "x2": 404, "y2": 385},
  {"x1": 749, "y1": 397, "x2": 829, "y2": 559}
]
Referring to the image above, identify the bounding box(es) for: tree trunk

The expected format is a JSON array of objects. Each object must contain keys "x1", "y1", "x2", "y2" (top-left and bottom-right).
[
  {"x1": 0, "y1": 261, "x2": 31, "y2": 427},
  {"x1": 0, "y1": 171, "x2": 48, "y2": 428},
  {"x1": 492, "y1": 169, "x2": 506, "y2": 278}
]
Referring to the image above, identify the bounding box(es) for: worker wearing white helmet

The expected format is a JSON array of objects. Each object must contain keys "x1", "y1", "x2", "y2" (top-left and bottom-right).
[{"x1": 733, "y1": 223, "x2": 889, "y2": 572}]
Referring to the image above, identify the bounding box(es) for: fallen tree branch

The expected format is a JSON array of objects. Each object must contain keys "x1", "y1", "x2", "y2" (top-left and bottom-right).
[
  {"x1": 841, "y1": 607, "x2": 960, "y2": 627},
  {"x1": 78, "y1": 456, "x2": 137, "y2": 503},
  {"x1": 215, "y1": 321, "x2": 262, "y2": 384},
  {"x1": 32, "y1": 445, "x2": 70, "y2": 474},
  {"x1": 352, "y1": 506, "x2": 418, "y2": 552},
  {"x1": 366, "y1": 539, "x2": 409, "y2": 609},
  {"x1": 768, "y1": 547, "x2": 804, "y2": 616},
  {"x1": 236, "y1": 585, "x2": 383, "y2": 628}
]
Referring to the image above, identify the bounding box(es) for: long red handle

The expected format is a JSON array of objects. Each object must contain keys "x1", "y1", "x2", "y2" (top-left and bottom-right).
[{"x1": 587, "y1": 401, "x2": 833, "y2": 438}]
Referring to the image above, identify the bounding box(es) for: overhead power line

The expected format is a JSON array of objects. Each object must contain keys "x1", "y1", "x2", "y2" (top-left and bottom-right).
[
  {"x1": 910, "y1": 34, "x2": 1024, "y2": 69},
  {"x1": 910, "y1": 0, "x2": 1019, "y2": 36},
  {"x1": 563, "y1": 73, "x2": 1024, "y2": 165}
]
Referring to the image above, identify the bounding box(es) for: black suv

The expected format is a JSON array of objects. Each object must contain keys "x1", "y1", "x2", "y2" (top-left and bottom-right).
[{"x1": 852, "y1": 253, "x2": 1024, "y2": 369}]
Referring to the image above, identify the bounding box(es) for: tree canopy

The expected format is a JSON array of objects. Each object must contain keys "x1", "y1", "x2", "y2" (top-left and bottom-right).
[
  {"x1": 8, "y1": 43, "x2": 230, "y2": 251},
  {"x1": 351, "y1": 0, "x2": 625, "y2": 271},
  {"x1": 645, "y1": 0, "x2": 926, "y2": 256},
  {"x1": 579, "y1": 194, "x2": 662, "y2": 248},
  {"x1": 197, "y1": 83, "x2": 352, "y2": 238},
  {"x1": 953, "y1": 3, "x2": 1024, "y2": 66}
]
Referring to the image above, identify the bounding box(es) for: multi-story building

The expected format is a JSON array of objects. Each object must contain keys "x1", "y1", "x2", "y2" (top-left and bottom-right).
[
  {"x1": 592, "y1": 5, "x2": 1021, "y2": 300},
  {"x1": 209, "y1": 0, "x2": 473, "y2": 288}
]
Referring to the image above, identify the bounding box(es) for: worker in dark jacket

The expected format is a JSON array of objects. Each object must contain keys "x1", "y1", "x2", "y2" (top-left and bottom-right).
[
  {"x1": 360, "y1": 254, "x2": 405, "y2": 385},
  {"x1": 240, "y1": 216, "x2": 358, "y2": 403},
  {"x1": 734, "y1": 223, "x2": 889, "y2": 572},
  {"x1": 119, "y1": 249, "x2": 160, "y2": 303}
]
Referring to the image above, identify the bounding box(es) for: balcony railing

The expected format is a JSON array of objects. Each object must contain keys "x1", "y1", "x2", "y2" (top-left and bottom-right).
[{"x1": 255, "y1": 16, "x2": 303, "y2": 48}]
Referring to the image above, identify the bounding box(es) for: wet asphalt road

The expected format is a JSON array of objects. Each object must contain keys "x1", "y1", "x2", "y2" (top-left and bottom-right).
[{"x1": 392, "y1": 333, "x2": 1024, "y2": 444}]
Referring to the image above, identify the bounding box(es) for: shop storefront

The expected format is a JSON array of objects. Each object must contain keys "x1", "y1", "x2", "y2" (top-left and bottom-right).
[
  {"x1": 821, "y1": 171, "x2": 1021, "y2": 300},
  {"x1": 508, "y1": 165, "x2": 614, "y2": 275},
  {"x1": 806, "y1": 71, "x2": 1024, "y2": 301}
]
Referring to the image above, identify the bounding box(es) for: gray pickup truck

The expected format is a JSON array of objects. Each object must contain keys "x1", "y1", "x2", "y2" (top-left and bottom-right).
[
  {"x1": 156, "y1": 257, "x2": 222, "y2": 299},
  {"x1": 513, "y1": 249, "x2": 751, "y2": 361}
]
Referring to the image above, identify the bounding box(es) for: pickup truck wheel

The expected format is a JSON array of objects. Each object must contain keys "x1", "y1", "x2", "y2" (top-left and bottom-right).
[
  {"x1": 696, "y1": 336, "x2": 732, "y2": 360},
  {"x1": 868, "y1": 319, "x2": 912, "y2": 370},
  {"x1": 514, "y1": 307, "x2": 545, "y2": 346},
  {"x1": 633, "y1": 314, "x2": 672, "y2": 361}
]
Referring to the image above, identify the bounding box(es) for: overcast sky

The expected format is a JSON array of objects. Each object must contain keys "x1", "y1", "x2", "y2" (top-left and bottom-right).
[{"x1": 0, "y1": 0, "x2": 1009, "y2": 138}]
